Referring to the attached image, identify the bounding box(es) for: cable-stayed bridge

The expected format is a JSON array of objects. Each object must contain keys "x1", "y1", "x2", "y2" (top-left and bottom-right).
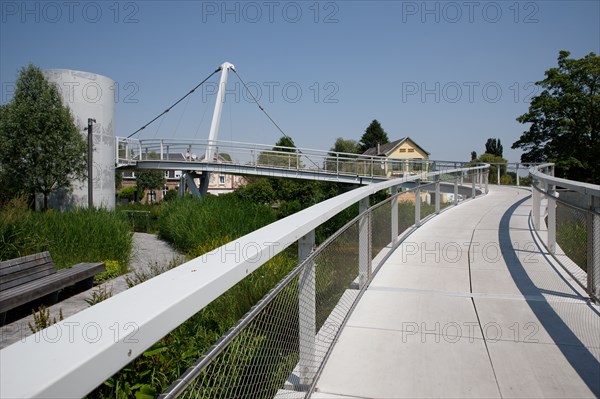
[{"x1": 1, "y1": 63, "x2": 598, "y2": 399}]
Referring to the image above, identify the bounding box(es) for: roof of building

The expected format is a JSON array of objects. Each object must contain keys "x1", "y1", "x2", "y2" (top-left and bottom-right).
[{"x1": 362, "y1": 137, "x2": 431, "y2": 157}]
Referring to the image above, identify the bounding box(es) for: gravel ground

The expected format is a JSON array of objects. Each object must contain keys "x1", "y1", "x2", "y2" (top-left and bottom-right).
[{"x1": 0, "y1": 232, "x2": 184, "y2": 349}]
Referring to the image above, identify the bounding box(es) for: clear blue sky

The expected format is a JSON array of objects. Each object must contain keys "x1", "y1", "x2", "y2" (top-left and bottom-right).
[{"x1": 1, "y1": 1, "x2": 599, "y2": 162}]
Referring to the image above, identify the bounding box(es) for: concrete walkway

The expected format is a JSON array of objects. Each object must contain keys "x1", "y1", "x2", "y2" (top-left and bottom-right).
[
  {"x1": 0, "y1": 232, "x2": 184, "y2": 349},
  {"x1": 313, "y1": 186, "x2": 600, "y2": 398}
]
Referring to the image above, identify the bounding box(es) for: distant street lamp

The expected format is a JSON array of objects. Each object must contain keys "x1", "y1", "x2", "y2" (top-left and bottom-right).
[{"x1": 85, "y1": 118, "x2": 96, "y2": 208}]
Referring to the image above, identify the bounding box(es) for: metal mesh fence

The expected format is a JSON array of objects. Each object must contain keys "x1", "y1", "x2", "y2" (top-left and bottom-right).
[
  {"x1": 398, "y1": 197, "x2": 416, "y2": 235},
  {"x1": 161, "y1": 174, "x2": 484, "y2": 399},
  {"x1": 420, "y1": 188, "x2": 436, "y2": 220},
  {"x1": 371, "y1": 200, "x2": 391, "y2": 258},
  {"x1": 164, "y1": 216, "x2": 365, "y2": 399},
  {"x1": 556, "y1": 200, "x2": 588, "y2": 272}
]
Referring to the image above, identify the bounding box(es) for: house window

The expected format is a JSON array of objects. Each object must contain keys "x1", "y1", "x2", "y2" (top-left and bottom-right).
[
  {"x1": 162, "y1": 185, "x2": 168, "y2": 198},
  {"x1": 219, "y1": 175, "x2": 226, "y2": 185},
  {"x1": 399, "y1": 148, "x2": 407, "y2": 153},
  {"x1": 412, "y1": 159, "x2": 422, "y2": 171},
  {"x1": 408, "y1": 148, "x2": 415, "y2": 153}
]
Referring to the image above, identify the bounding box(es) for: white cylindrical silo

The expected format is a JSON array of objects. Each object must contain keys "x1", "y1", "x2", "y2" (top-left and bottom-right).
[{"x1": 44, "y1": 69, "x2": 116, "y2": 209}]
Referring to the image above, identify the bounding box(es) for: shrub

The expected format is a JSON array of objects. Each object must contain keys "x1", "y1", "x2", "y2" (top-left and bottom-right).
[
  {"x1": 95, "y1": 260, "x2": 123, "y2": 282},
  {"x1": 118, "y1": 186, "x2": 144, "y2": 202},
  {"x1": 163, "y1": 188, "x2": 178, "y2": 202},
  {"x1": 500, "y1": 174, "x2": 513, "y2": 185}
]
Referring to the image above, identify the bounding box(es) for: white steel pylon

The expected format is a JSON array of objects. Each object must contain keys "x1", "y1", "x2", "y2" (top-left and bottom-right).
[{"x1": 205, "y1": 61, "x2": 235, "y2": 163}]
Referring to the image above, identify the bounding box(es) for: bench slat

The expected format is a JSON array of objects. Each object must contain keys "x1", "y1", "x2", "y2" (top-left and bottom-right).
[
  {"x1": 0, "y1": 252, "x2": 53, "y2": 274},
  {"x1": 1, "y1": 252, "x2": 57, "y2": 291},
  {"x1": 0, "y1": 262, "x2": 105, "y2": 313}
]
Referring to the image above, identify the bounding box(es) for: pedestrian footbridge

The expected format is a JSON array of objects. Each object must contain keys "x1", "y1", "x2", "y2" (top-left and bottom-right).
[
  {"x1": 312, "y1": 185, "x2": 599, "y2": 398},
  {"x1": 1, "y1": 164, "x2": 598, "y2": 399}
]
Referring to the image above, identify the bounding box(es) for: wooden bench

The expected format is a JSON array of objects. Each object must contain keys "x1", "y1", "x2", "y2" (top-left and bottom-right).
[{"x1": 0, "y1": 252, "x2": 105, "y2": 325}]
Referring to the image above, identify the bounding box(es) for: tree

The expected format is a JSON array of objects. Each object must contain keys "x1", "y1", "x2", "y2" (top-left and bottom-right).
[
  {"x1": 136, "y1": 170, "x2": 166, "y2": 203},
  {"x1": 257, "y1": 136, "x2": 299, "y2": 168},
  {"x1": 325, "y1": 137, "x2": 361, "y2": 172},
  {"x1": 273, "y1": 136, "x2": 296, "y2": 151},
  {"x1": 478, "y1": 153, "x2": 507, "y2": 184},
  {"x1": 0, "y1": 64, "x2": 87, "y2": 210},
  {"x1": 512, "y1": 51, "x2": 599, "y2": 182},
  {"x1": 470, "y1": 151, "x2": 477, "y2": 161},
  {"x1": 236, "y1": 178, "x2": 276, "y2": 204},
  {"x1": 359, "y1": 120, "x2": 389, "y2": 152},
  {"x1": 330, "y1": 137, "x2": 361, "y2": 154},
  {"x1": 485, "y1": 138, "x2": 503, "y2": 157}
]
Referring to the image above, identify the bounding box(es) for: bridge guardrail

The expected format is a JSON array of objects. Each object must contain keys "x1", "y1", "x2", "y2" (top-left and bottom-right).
[
  {"x1": 0, "y1": 164, "x2": 489, "y2": 398},
  {"x1": 115, "y1": 137, "x2": 472, "y2": 182},
  {"x1": 159, "y1": 168, "x2": 489, "y2": 398},
  {"x1": 530, "y1": 163, "x2": 600, "y2": 301}
]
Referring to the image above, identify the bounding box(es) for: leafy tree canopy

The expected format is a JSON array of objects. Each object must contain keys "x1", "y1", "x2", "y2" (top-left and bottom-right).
[
  {"x1": 359, "y1": 120, "x2": 389, "y2": 153},
  {"x1": 512, "y1": 51, "x2": 599, "y2": 182},
  {"x1": 0, "y1": 64, "x2": 87, "y2": 209},
  {"x1": 485, "y1": 138, "x2": 503, "y2": 157},
  {"x1": 258, "y1": 136, "x2": 299, "y2": 167},
  {"x1": 477, "y1": 153, "x2": 508, "y2": 184},
  {"x1": 273, "y1": 136, "x2": 296, "y2": 152},
  {"x1": 330, "y1": 137, "x2": 361, "y2": 154},
  {"x1": 136, "y1": 170, "x2": 166, "y2": 193}
]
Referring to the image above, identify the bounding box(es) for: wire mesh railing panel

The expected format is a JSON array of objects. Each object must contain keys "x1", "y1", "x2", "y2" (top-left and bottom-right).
[
  {"x1": 556, "y1": 201, "x2": 588, "y2": 272},
  {"x1": 371, "y1": 200, "x2": 392, "y2": 258},
  {"x1": 420, "y1": 192, "x2": 435, "y2": 220},
  {"x1": 166, "y1": 218, "x2": 367, "y2": 399},
  {"x1": 398, "y1": 198, "x2": 416, "y2": 234},
  {"x1": 176, "y1": 277, "x2": 302, "y2": 399},
  {"x1": 158, "y1": 171, "x2": 489, "y2": 399},
  {"x1": 313, "y1": 221, "x2": 361, "y2": 374}
]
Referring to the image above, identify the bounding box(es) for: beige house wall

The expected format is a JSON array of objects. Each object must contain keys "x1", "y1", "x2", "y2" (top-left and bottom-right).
[{"x1": 120, "y1": 172, "x2": 247, "y2": 203}]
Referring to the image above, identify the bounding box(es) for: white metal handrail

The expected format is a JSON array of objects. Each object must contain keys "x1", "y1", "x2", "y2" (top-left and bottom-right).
[
  {"x1": 0, "y1": 165, "x2": 489, "y2": 398},
  {"x1": 529, "y1": 163, "x2": 600, "y2": 301}
]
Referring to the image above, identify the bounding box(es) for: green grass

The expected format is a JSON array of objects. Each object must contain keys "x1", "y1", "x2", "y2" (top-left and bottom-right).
[
  {"x1": 1, "y1": 200, "x2": 132, "y2": 272},
  {"x1": 556, "y1": 222, "x2": 587, "y2": 271},
  {"x1": 117, "y1": 202, "x2": 161, "y2": 233},
  {"x1": 158, "y1": 194, "x2": 277, "y2": 254}
]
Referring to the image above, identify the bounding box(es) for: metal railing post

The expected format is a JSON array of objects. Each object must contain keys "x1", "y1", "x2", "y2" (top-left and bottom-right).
[
  {"x1": 391, "y1": 186, "x2": 398, "y2": 245},
  {"x1": 471, "y1": 171, "x2": 476, "y2": 198},
  {"x1": 516, "y1": 164, "x2": 520, "y2": 187},
  {"x1": 359, "y1": 198, "x2": 371, "y2": 289},
  {"x1": 435, "y1": 176, "x2": 440, "y2": 214},
  {"x1": 485, "y1": 169, "x2": 489, "y2": 194},
  {"x1": 415, "y1": 181, "x2": 421, "y2": 227},
  {"x1": 587, "y1": 195, "x2": 600, "y2": 301},
  {"x1": 160, "y1": 140, "x2": 164, "y2": 160},
  {"x1": 532, "y1": 179, "x2": 541, "y2": 231},
  {"x1": 454, "y1": 176, "x2": 459, "y2": 205},
  {"x1": 298, "y1": 230, "x2": 316, "y2": 387},
  {"x1": 497, "y1": 164, "x2": 501, "y2": 186},
  {"x1": 547, "y1": 184, "x2": 556, "y2": 254}
]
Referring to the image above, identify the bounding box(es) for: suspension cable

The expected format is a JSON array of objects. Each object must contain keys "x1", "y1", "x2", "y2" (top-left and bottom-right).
[
  {"x1": 231, "y1": 68, "x2": 291, "y2": 140},
  {"x1": 231, "y1": 69, "x2": 321, "y2": 169},
  {"x1": 127, "y1": 67, "x2": 221, "y2": 139}
]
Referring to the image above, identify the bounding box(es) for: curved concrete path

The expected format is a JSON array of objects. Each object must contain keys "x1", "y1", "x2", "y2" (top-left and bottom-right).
[
  {"x1": 313, "y1": 186, "x2": 600, "y2": 398},
  {"x1": 0, "y1": 233, "x2": 184, "y2": 349}
]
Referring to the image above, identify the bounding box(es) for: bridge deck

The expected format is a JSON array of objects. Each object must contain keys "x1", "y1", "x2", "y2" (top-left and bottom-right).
[{"x1": 313, "y1": 186, "x2": 600, "y2": 398}]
